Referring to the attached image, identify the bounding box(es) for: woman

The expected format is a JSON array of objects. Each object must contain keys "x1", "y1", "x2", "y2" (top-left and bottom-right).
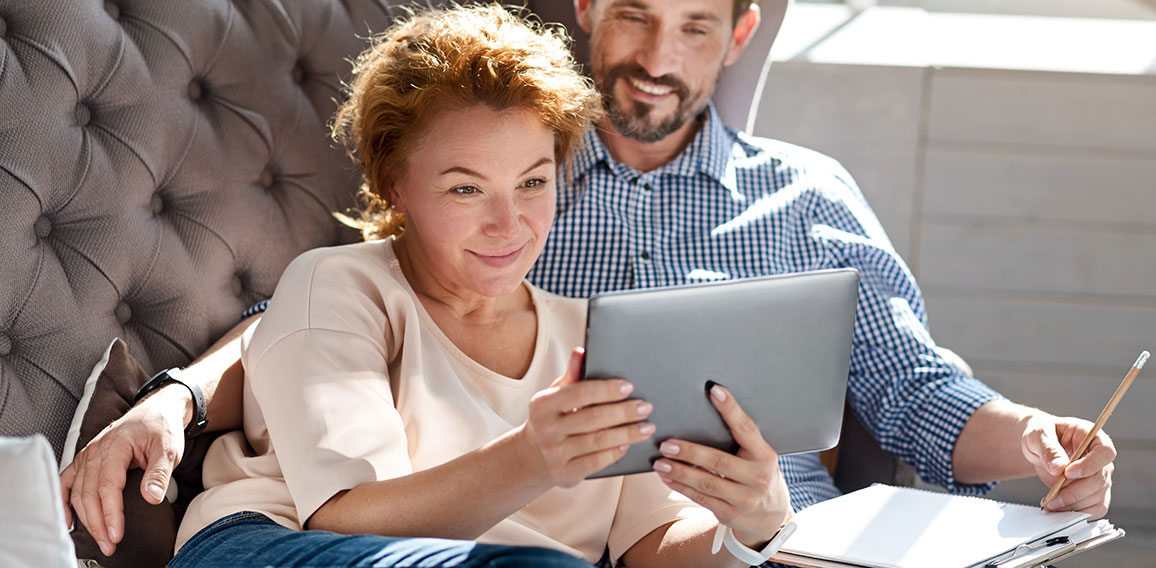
[{"x1": 171, "y1": 5, "x2": 792, "y2": 568}]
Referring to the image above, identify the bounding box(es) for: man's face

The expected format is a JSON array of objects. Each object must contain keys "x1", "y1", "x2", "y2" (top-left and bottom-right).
[{"x1": 582, "y1": 0, "x2": 741, "y2": 143}]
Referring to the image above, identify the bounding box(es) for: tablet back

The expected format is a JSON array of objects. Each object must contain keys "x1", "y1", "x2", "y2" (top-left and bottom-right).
[{"x1": 583, "y1": 269, "x2": 858, "y2": 478}]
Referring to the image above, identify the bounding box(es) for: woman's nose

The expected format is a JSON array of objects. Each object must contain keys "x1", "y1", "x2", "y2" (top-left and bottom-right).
[{"x1": 485, "y1": 198, "x2": 521, "y2": 239}]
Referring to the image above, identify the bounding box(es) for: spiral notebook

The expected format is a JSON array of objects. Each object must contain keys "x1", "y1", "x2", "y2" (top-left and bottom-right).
[{"x1": 773, "y1": 484, "x2": 1123, "y2": 568}]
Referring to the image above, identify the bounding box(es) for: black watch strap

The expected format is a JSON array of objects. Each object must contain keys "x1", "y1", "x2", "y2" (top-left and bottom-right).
[{"x1": 134, "y1": 368, "x2": 208, "y2": 439}]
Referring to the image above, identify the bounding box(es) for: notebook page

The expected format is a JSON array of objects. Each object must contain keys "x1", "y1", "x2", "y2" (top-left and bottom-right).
[{"x1": 779, "y1": 485, "x2": 1088, "y2": 568}]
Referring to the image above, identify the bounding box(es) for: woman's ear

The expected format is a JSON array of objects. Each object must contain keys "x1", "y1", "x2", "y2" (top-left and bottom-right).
[{"x1": 387, "y1": 185, "x2": 407, "y2": 214}]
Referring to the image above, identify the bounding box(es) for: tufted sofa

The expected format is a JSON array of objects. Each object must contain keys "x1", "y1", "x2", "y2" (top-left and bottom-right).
[{"x1": 0, "y1": 0, "x2": 402, "y2": 457}]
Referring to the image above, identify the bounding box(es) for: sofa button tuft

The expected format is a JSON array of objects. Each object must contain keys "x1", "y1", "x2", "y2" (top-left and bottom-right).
[
  {"x1": 34, "y1": 216, "x2": 52, "y2": 239},
  {"x1": 231, "y1": 276, "x2": 244, "y2": 296},
  {"x1": 187, "y1": 80, "x2": 203, "y2": 101},
  {"x1": 292, "y1": 63, "x2": 305, "y2": 84},
  {"x1": 115, "y1": 302, "x2": 132, "y2": 325},
  {"x1": 259, "y1": 169, "x2": 275, "y2": 189},
  {"x1": 0, "y1": 333, "x2": 11, "y2": 356},
  {"x1": 150, "y1": 194, "x2": 164, "y2": 216},
  {"x1": 75, "y1": 102, "x2": 91, "y2": 127}
]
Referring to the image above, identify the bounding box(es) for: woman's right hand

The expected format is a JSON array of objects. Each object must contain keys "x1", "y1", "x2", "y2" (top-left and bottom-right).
[{"x1": 518, "y1": 347, "x2": 655, "y2": 487}]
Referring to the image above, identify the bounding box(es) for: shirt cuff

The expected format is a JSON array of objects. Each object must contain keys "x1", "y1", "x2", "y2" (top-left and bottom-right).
[
  {"x1": 241, "y1": 299, "x2": 270, "y2": 320},
  {"x1": 913, "y1": 376, "x2": 1005, "y2": 495}
]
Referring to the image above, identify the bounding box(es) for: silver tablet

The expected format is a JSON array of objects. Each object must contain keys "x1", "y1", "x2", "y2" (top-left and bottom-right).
[{"x1": 583, "y1": 269, "x2": 859, "y2": 478}]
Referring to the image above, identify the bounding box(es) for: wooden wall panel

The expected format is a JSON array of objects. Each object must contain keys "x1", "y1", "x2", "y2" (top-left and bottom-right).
[
  {"x1": 922, "y1": 293, "x2": 1156, "y2": 370},
  {"x1": 927, "y1": 69, "x2": 1156, "y2": 152},
  {"x1": 918, "y1": 222, "x2": 1156, "y2": 297},
  {"x1": 921, "y1": 148, "x2": 1156, "y2": 227}
]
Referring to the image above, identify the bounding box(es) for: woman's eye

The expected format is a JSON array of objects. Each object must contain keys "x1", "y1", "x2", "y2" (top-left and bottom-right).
[
  {"x1": 523, "y1": 178, "x2": 547, "y2": 189},
  {"x1": 452, "y1": 186, "x2": 478, "y2": 195}
]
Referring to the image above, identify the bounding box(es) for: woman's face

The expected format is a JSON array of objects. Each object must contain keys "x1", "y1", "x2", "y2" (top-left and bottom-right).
[{"x1": 390, "y1": 105, "x2": 557, "y2": 299}]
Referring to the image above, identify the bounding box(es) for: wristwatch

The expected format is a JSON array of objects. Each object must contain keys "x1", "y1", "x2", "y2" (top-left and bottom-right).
[{"x1": 134, "y1": 367, "x2": 208, "y2": 440}]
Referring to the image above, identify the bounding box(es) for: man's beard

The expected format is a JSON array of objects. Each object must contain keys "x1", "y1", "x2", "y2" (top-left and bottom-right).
[{"x1": 597, "y1": 63, "x2": 707, "y2": 144}]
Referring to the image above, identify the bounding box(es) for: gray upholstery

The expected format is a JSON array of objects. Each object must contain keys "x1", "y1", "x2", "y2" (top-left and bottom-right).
[{"x1": 0, "y1": 0, "x2": 397, "y2": 456}]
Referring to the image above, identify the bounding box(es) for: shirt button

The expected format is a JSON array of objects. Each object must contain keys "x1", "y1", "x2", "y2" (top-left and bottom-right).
[
  {"x1": 642, "y1": 183, "x2": 652, "y2": 192},
  {"x1": 639, "y1": 251, "x2": 651, "y2": 261}
]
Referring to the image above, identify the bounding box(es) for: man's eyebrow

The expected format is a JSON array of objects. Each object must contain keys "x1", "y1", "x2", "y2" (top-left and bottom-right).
[
  {"x1": 686, "y1": 11, "x2": 725, "y2": 24},
  {"x1": 607, "y1": 0, "x2": 650, "y2": 10}
]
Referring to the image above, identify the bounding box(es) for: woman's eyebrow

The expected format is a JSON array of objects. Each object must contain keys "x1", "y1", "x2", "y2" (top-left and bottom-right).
[
  {"x1": 519, "y1": 157, "x2": 555, "y2": 176},
  {"x1": 438, "y1": 156, "x2": 553, "y2": 179}
]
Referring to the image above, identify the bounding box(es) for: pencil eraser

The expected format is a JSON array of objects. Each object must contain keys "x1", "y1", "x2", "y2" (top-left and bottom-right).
[{"x1": 1136, "y1": 351, "x2": 1149, "y2": 370}]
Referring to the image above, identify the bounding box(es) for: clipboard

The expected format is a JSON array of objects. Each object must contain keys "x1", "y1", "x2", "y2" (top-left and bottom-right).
[{"x1": 771, "y1": 485, "x2": 1124, "y2": 568}]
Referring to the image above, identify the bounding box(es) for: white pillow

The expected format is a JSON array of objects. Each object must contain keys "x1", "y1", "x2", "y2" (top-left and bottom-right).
[
  {"x1": 59, "y1": 339, "x2": 116, "y2": 473},
  {"x1": 0, "y1": 435, "x2": 77, "y2": 568}
]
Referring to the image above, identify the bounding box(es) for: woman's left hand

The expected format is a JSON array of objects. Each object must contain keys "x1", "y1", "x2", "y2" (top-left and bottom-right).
[{"x1": 652, "y1": 384, "x2": 792, "y2": 548}]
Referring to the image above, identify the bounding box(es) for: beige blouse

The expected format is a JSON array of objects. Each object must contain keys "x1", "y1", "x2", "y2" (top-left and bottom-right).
[{"x1": 176, "y1": 240, "x2": 705, "y2": 562}]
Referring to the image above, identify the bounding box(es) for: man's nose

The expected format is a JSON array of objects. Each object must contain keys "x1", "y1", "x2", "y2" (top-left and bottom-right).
[{"x1": 635, "y1": 27, "x2": 679, "y2": 80}]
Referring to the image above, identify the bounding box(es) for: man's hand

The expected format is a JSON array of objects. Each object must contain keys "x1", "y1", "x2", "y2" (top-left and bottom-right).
[
  {"x1": 518, "y1": 347, "x2": 656, "y2": 488},
  {"x1": 58, "y1": 385, "x2": 190, "y2": 557},
  {"x1": 652, "y1": 384, "x2": 792, "y2": 549},
  {"x1": 1021, "y1": 414, "x2": 1115, "y2": 518}
]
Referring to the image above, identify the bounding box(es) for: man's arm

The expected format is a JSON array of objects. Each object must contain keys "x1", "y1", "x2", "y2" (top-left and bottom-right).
[
  {"x1": 953, "y1": 399, "x2": 1116, "y2": 518},
  {"x1": 58, "y1": 315, "x2": 258, "y2": 557}
]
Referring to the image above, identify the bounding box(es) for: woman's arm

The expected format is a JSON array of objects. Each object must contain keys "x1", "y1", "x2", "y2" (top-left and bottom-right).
[
  {"x1": 619, "y1": 385, "x2": 793, "y2": 568},
  {"x1": 307, "y1": 348, "x2": 657, "y2": 539}
]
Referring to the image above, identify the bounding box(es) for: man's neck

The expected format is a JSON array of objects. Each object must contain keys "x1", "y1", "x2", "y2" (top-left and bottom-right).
[{"x1": 595, "y1": 115, "x2": 703, "y2": 173}]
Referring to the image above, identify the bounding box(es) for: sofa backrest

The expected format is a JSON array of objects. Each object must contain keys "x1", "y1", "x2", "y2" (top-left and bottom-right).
[{"x1": 0, "y1": 0, "x2": 396, "y2": 457}]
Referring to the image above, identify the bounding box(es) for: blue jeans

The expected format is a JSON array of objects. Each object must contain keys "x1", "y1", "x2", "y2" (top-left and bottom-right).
[{"x1": 170, "y1": 512, "x2": 596, "y2": 568}]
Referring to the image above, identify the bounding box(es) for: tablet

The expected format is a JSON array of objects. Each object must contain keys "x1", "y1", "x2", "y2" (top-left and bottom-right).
[{"x1": 583, "y1": 269, "x2": 859, "y2": 478}]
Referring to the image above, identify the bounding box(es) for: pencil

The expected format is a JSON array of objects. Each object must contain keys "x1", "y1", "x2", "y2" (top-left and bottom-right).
[{"x1": 1041, "y1": 350, "x2": 1149, "y2": 510}]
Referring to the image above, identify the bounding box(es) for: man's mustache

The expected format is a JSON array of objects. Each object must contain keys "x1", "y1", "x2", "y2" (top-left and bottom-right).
[{"x1": 603, "y1": 64, "x2": 690, "y2": 100}]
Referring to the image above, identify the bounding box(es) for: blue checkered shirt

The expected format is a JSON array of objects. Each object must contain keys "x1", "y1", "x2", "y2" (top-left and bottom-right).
[{"x1": 527, "y1": 105, "x2": 1004, "y2": 513}]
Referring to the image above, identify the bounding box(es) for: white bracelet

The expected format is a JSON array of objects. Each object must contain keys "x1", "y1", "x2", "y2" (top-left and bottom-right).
[{"x1": 711, "y1": 521, "x2": 797, "y2": 565}]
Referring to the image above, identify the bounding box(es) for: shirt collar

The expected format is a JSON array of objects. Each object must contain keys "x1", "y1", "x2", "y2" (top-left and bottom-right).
[{"x1": 567, "y1": 103, "x2": 737, "y2": 190}]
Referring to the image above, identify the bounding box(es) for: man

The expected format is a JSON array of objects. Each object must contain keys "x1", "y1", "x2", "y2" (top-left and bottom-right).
[{"x1": 62, "y1": 0, "x2": 1116, "y2": 560}]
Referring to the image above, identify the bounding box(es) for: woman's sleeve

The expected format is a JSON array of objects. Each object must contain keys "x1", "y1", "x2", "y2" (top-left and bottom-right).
[
  {"x1": 242, "y1": 250, "x2": 413, "y2": 525},
  {"x1": 606, "y1": 473, "x2": 710, "y2": 562}
]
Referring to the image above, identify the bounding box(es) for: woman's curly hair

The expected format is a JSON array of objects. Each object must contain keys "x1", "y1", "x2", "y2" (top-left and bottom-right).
[{"x1": 332, "y1": 3, "x2": 602, "y2": 240}]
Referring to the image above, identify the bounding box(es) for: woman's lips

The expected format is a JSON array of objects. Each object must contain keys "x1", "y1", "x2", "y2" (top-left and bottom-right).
[{"x1": 470, "y1": 245, "x2": 525, "y2": 268}]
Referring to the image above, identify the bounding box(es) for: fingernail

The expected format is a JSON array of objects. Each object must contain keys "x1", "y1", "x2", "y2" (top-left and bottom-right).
[
  {"x1": 108, "y1": 525, "x2": 120, "y2": 542},
  {"x1": 657, "y1": 473, "x2": 672, "y2": 483},
  {"x1": 637, "y1": 401, "x2": 653, "y2": 415},
  {"x1": 98, "y1": 541, "x2": 111, "y2": 557},
  {"x1": 146, "y1": 482, "x2": 166, "y2": 502},
  {"x1": 1047, "y1": 496, "x2": 1064, "y2": 510},
  {"x1": 711, "y1": 385, "x2": 727, "y2": 402},
  {"x1": 639, "y1": 422, "x2": 656, "y2": 435},
  {"x1": 619, "y1": 382, "x2": 633, "y2": 395},
  {"x1": 653, "y1": 460, "x2": 673, "y2": 473},
  {"x1": 660, "y1": 441, "x2": 680, "y2": 456}
]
